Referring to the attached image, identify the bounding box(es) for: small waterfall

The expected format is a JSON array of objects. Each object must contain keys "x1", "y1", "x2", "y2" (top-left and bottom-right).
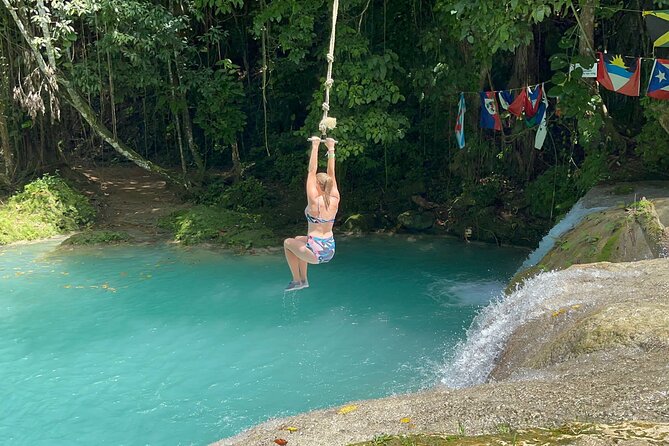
[
  {"x1": 439, "y1": 270, "x2": 571, "y2": 388},
  {"x1": 517, "y1": 199, "x2": 607, "y2": 272}
]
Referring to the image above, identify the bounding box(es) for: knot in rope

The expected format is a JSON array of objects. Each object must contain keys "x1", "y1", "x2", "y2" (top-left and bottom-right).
[
  {"x1": 321, "y1": 102, "x2": 330, "y2": 111},
  {"x1": 326, "y1": 53, "x2": 334, "y2": 63},
  {"x1": 325, "y1": 79, "x2": 334, "y2": 88}
]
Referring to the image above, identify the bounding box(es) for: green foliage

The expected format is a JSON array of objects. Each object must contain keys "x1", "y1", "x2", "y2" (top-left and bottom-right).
[
  {"x1": 159, "y1": 205, "x2": 277, "y2": 249},
  {"x1": 190, "y1": 60, "x2": 247, "y2": 148},
  {"x1": 0, "y1": 174, "x2": 95, "y2": 245},
  {"x1": 62, "y1": 230, "x2": 134, "y2": 245},
  {"x1": 197, "y1": 177, "x2": 267, "y2": 211},
  {"x1": 636, "y1": 100, "x2": 669, "y2": 174},
  {"x1": 525, "y1": 165, "x2": 578, "y2": 220}
]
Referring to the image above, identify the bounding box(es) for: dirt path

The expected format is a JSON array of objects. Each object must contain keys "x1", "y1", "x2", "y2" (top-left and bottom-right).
[{"x1": 75, "y1": 165, "x2": 186, "y2": 241}]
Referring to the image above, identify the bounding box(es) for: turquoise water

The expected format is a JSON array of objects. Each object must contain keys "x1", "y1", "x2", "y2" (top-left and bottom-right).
[{"x1": 0, "y1": 236, "x2": 526, "y2": 445}]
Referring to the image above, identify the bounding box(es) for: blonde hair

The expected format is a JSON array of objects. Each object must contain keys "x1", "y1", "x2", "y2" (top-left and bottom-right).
[{"x1": 316, "y1": 172, "x2": 333, "y2": 209}]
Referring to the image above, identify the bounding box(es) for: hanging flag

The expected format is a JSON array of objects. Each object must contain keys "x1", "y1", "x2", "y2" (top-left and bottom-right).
[
  {"x1": 596, "y1": 53, "x2": 641, "y2": 96},
  {"x1": 534, "y1": 84, "x2": 549, "y2": 150},
  {"x1": 524, "y1": 85, "x2": 543, "y2": 118},
  {"x1": 525, "y1": 85, "x2": 546, "y2": 128},
  {"x1": 507, "y1": 88, "x2": 527, "y2": 117},
  {"x1": 479, "y1": 91, "x2": 502, "y2": 131},
  {"x1": 497, "y1": 90, "x2": 515, "y2": 110},
  {"x1": 643, "y1": 10, "x2": 669, "y2": 48},
  {"x1": 455, "y1": 93, "x2": 466, "y2": 148},
  {"x1": 647, "y1": 58, "x2": 669, "y2": 100}
]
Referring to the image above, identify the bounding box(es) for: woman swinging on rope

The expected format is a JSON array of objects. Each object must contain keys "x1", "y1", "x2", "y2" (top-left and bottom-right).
[{"x1": 283, "y1": 137, "x2": 339, "y2": 291}]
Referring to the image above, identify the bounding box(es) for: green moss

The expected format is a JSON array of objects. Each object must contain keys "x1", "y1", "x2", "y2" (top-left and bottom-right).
[
  {"x1": 348, "y1": 422, "x2": 666, "y2": 446},
  {"x1": 62, "y1": 230, "x2": 134, "y2": 245},
  {"x1": 0, "y1": 174, "x2": 95, "y2": 245},
  {"x1": 595, "y1": 229, "x2": 621, "y2": 262},
  {"x1": 159, "y1": 205, "x2": 279, "y2": 249},
  {"x1": 613, "y1": 184, "x2": 635, "y2": 195}
]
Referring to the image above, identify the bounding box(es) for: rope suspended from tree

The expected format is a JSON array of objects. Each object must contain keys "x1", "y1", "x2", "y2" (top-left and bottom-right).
[{"x1": 318, "y1": 0, "x2": 339, "y2": 136}]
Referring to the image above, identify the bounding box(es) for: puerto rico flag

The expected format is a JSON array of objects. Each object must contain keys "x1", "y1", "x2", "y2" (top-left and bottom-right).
[
  {"x1": 596, "y1": 53, "x2": 641, "y2": 96},
  {"x1": 455, "y1": 93, "x2": 466, "y2": 148},
  {"x1": 479, "y1": 91, "x2": 502, "y2": 131},
  {"x1": 647, "y1": 58, "x2": 669, "y2": 100}
]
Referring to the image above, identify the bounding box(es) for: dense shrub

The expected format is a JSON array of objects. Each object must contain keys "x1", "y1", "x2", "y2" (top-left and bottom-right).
[
  {"x1": 0, "y1": 174, "x2": 95, "y2": 245},
  {"x1": 197, "y1": 177, "x2": 267, "y2": 211}
]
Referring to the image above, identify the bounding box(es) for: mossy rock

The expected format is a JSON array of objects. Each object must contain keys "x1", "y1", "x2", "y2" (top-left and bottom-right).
[
  {"x1": 529, "y1": 302, "x2": 669, "y2": 369},
  {"x1": 342, "y1": 213, "x2": 374, "y2": 234},
  {"x1": 510, "y1": 200, "x2": 667, "y2": 289},
  {"x1": 62, "y1": 230, "x2": 134, "y2": 245},
  {"x1": 397, "y1": 210, "x2": 435, "y2": 231}
]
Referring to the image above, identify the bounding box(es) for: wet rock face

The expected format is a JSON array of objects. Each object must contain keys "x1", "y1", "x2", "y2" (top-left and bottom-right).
[{"x1": 490, "y1": 259, "x2": 669, "y2": 381}]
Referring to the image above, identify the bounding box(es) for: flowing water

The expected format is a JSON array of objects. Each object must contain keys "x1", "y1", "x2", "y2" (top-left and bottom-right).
[{"x1": 0, "y1": 236, "x2": 526, "y2": 445}]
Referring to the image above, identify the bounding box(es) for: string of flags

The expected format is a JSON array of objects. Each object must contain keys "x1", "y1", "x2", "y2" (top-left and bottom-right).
[{"x1": 454, "y1": 9, "x2": 669, "y2": 150}]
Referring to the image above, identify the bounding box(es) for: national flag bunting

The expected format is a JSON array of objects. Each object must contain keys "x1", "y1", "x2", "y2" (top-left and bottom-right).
[
  {"x1": 533, "y1": 84, "x2": 549, "y2": 150},
  {"x1": 509, "y1": 89, "x2": 526, "y2": 117},
  {"x1": 497, "y1": 90, "x2": 514, "y2": 111},
  {"x1": 647, "y1": 58, "x2": 669, "y2": 100},
  {"x1": 455, "y1": 93, "x2": 466, "y2": 148},
  {"x1": 596, "y1": 53, "x2": 641, "y2": 97},
  {"x1": 524, "y1": 85, "x2": 543, "y2": 118},
  {"x1": 643, "y1": 10, "x2": 669, "y2": 48},
  {"x1": 480, "y1": 91, "x2": 502, "y2": 131}
]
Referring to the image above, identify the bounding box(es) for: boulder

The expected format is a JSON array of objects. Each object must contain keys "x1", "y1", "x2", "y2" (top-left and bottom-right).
[{"x1": 397, "y1": 210, "x2": 435, "y2": 231}]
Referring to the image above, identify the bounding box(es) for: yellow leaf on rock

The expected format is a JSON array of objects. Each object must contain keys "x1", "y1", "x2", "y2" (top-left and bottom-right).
[
  {"x1": 285, "y1": 426, "x2": 298, "y2": 432},
  {"x1": 338, "y1": 405, "x2": 358, "y2": 414},
  {"x1": 400, "y1": 417, "x2": 411, "y2": 423}
]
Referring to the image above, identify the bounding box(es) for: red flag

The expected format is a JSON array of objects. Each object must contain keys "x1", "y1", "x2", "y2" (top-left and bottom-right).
[{"x1": 507, "y1": 89, "x2": 527, "y2": 117}]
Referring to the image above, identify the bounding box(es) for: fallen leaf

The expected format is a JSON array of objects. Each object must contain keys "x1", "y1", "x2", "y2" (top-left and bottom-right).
[
  {"x1": 400, "y1": 417, "x2": 411, "y2": 423},
  {"x1": 274, "y1": 439, "x2": 288, "y2": 445},
  {"x1": 285, "y1": 427, "x2": 298, "y2": 433},
  {"x1": 338, "y1": 404, "x2": 357, "y2": 414}
]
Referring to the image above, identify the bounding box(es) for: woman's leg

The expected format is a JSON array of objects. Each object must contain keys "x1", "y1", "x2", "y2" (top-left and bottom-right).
[
  {"x1": 283, "y1": 237, "x2": 302, "y2": 282},
  {"x1": 295, "y1": 236, "x2": 309, "y2": 282}
]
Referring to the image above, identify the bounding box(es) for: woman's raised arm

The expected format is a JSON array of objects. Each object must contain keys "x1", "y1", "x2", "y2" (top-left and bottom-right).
[{"x1": 306, "y1": 137, "x2": 321, "y2": 200}]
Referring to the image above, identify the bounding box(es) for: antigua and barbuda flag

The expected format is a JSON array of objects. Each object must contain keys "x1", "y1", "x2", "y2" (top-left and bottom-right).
[
  {"x1": 480, "y1": 91, "x2": 502, "y2": 131},
  {"x1": 455, "y1": 93, "x2": 466, "y2": 148},
  {"x1": 596, "y1": 53, "x2": 641, "y2": 96},
  {"x1": 643, "y1": 10, "x2": 669, "y2": 48},
  {"x1": 533, "y1": 84, "x2": 549, "y2": 150},
  {"x1": 523, "y1": 85, "x2": 543, "y2": 118},
  {"x1": 647, "y1": 59, "x2": 669, "y2": 100}
]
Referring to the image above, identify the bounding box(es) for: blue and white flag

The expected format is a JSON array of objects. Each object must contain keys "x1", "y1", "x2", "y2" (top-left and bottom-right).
[
  {"x1": 455, "y1": 93, "x2": 466, "y2": 149},
  {"x1": 534, "y1": 84, "x2": 549, "y2": 150}
]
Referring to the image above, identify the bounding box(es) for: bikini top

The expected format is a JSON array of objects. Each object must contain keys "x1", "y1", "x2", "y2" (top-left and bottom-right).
[{"x1": 305, "y1": 200, "x2": 337, "y2": 224}]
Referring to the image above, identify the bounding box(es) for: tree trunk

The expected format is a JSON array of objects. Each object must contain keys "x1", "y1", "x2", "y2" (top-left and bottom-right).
[
  {"x1": 0, "y1": 47, "x2": 14, "y2": 180},
  {"x1": 231, "y1": 139, "x2": 241, "y2": 181}
]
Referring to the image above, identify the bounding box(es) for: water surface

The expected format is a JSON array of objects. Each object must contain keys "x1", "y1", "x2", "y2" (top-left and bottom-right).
[{"x1": 0, "y1": 235, "x2": 526, "y2": 445}]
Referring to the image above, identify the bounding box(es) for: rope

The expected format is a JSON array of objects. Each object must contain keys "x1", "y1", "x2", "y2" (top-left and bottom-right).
[{"x1": 319, "y1": 0, "x2": 339, "y2": 135}]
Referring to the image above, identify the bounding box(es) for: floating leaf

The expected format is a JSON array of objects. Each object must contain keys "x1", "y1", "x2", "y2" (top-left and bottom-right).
[{"x1": 338, "y1": 404, "x2": 358, "y2": 414}]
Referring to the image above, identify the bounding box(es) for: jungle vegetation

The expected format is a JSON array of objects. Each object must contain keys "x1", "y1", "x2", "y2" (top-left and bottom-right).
[{"x1": 0, "y1": 0, "x2": 668, "y2": 246}]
